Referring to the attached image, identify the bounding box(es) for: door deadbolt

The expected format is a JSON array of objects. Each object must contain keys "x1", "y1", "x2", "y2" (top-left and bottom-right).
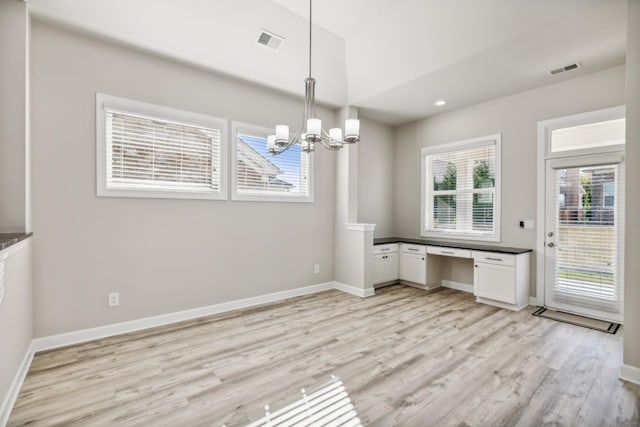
[
  {"x1": 547, "y1": 231, "x2": 554, "y2": 237},
  {"x1": 547, "y1": 242, "x2": 555, "y2": 247}
]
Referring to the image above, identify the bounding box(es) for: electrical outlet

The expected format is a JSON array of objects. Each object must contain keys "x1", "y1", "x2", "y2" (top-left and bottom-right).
[
  {"x1": 314, "y1": 264, "x2": 320, "y2": 274},
  {"x1": 108, "y1": 292, "x2": 120, "y2": 307}
]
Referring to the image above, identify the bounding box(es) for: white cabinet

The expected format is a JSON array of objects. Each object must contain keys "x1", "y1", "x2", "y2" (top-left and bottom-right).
[
  {"x1": 399, "y1": 252, "x2": 426, "y2": 284},
  {"x1": 473, "y1": 251, "x2": 530, "y2": 310},
  {"x1": 373, "y1": 244, "x2": 398, "y2": 286},
  {"x1": 398, "y1": 244, "x2": 441, "y2": 290},
  {"x1": 373, "y1": 252, "x2": 398, "y2": 285}
]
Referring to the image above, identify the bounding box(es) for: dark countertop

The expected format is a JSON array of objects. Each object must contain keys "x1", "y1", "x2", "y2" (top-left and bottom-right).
[
  {"x1": 0, "y1": 232, "x2": 33, "y2": 252},
  {"x1": 374, "y1": 236, "x2": 532, "y2": 255}
]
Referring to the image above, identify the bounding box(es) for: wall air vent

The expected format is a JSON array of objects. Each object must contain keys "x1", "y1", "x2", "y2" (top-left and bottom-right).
[
  {"x1": 257, "y1": 29, "x2": 284, "y2": 52},
  {"x1": 549, "y1": 62, "x2": 582, "y2": 76}
]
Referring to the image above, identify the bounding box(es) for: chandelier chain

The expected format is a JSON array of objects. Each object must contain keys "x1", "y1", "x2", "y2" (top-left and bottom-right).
[{"x1": 308, "y1": 0, "x2": 312, "y2": 79}]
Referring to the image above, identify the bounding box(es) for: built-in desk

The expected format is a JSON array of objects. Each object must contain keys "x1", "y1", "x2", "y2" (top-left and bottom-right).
[{"x1": 373, "y1": 237, "x2": 532, "y2": 311}]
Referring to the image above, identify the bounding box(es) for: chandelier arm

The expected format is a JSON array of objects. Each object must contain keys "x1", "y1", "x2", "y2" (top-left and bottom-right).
[{"x1": 318, "y1": 138, "x2": 344, "y2": 151}]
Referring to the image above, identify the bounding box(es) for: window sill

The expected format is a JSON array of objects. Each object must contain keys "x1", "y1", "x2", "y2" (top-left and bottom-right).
[{"x1": 421, "y1": 231, "x2": 501, "y2": 243}]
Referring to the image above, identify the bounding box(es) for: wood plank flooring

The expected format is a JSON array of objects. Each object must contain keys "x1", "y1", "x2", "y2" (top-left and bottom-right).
[{"x1": 8, "y1": 285, "x2": 640, "y2": 426}]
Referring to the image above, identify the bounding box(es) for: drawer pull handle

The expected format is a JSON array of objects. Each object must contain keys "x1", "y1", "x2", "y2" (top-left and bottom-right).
[
  {"x1": 381, "y1": 248, "x2": 389, "y2": 251},
  {"x1": 441, "y1": 251, "x2": 455, "y2": 255},
  {"x1": 408, "y1": 248, "x2": 419, "y2": 252},
  {"x1": 486, "y1": 257, "x2": 503, "y2": 261}
]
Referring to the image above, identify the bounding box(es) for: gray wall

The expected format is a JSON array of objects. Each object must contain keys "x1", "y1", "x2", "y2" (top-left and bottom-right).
[
  {"x1": 357, "y1": 117, "x2": 394, "y2": 237},
  {"x1": 393, "y1": 66, "x2": 626, "y2": 294},
  {"x1": 30, "y1": 21, "x2": 337, "y2": 337},
  {"x1": 624, "y1": 0, "x2": 640, "y2": 373},
  {"x1": 0, "y1": 0, "x2": 28, "y2": 232}
]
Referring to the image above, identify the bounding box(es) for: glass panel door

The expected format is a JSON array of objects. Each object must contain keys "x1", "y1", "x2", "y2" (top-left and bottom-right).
[{"x1": 545, "y1": 161, "x2": 624, "y2": 322}]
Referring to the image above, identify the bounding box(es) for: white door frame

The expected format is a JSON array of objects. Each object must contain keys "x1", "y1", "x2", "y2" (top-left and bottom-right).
[{"x1": 536, "y1": 105, "x2": 625, "y2": 307}]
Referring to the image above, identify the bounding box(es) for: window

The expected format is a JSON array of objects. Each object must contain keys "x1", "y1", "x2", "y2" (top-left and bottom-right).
[
  {"x1": 421, "y1": 134, "x2": 501, "y2": 241},
  {"x1": 550, "y1": 118, "x2": 625, "y2": 153},
  {"x1": 603, "y1": 181, "x2": 615, "y2": 208},
  {"x1": 96, "y1": 94, "x2": 227, "y2": 199},
  {"x1": 231, "y1": 122, "x2": 312, "y2": 202}
]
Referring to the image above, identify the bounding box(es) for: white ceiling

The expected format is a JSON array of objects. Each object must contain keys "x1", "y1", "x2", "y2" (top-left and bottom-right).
[
  {"x1": 271, "y1": 0, "x2": 399, "y2": 40},
  {"x1": 27, "y1": 0, "x2": 627, "y2": 125}
]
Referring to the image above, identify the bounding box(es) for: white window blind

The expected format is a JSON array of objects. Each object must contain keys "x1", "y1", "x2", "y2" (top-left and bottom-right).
[
  {"x1": 552, "y1": 164, "x2": 623, "y2": 312},
  {"x1": 97, "y1": 94, "x2": 227, "y2": 200},
  {"x1": 422, "y1": 135, "x2": 500, "y2": 241},
  {"x1": 232, "y1": 123, "x2": 312, "y2": 202}
]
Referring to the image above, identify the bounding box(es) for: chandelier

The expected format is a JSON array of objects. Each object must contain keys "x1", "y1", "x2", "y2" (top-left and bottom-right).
[{"x1": 268, "y1": 0, "x2": 360, "y2": 155}]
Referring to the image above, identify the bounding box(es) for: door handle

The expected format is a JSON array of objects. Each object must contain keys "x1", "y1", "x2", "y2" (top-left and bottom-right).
[{"x1": 547, "y1": 242, "x2": 555, "y2": 248}]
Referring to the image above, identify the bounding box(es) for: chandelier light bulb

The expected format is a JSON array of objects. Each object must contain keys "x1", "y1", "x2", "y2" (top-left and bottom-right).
[
  {"x1": 344, "y1": 119, "x2": 360, "y2": 143},
  {"x1": 275, "y1": 125, "x2": 289, "y2": 145},
  {"x1": 267, "y1": 135, "x2": 277, "y2": 153},
  {"x1": 307, "y1": 119, "x2": 321, "y2": 137}
]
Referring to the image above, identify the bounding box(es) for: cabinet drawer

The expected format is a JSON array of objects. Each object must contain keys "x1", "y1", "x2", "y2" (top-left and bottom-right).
[
  {"x1": 427, "y1": 246, "x2": 472, "y2": 258},
  {"x1": 373, "y1": 243, "x2": 398, "y2": 255},
  {"x1": 472, "y1": 251, "x2": 515, "y2": 266},
  {"x1": 400, "y1": 244, "x2": 426, "y2": 255}
]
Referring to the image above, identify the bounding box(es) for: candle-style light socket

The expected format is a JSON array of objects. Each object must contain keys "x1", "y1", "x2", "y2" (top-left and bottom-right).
[
  {"x1": 344, "y1": 119, "x2": 360, "y2": 144},
  {"x1": 306, "y1": 118, "x2": 322, "y2": 142},
  {"x1": 267, "y1": 135, "x2": 278, "y2": 153},
  {"x1": 329, "y1": 128, "x2": 344, "y2": 148},
  {"x1": 275, "y1": 125, "x2": 289, "y2": 146}
]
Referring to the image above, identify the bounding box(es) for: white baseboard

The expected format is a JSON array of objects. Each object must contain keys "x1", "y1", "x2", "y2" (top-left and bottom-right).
[
  {"x1": 528, "y1": 297, "x2": 538, "y2": 306},
  {"x1": 475, "y1": 296, "x2": 528, "y2": 312},
  {"x1": 441, "y1": 280, "x2": 473, "y2": 293},
  {"x1": 620, "y1": 364, "x2": 640, "y2": 385},
  {"x1": 32, "y1": 281, "x2": 377, "y2": 353},
  {"x1": 0, "y1": 343, "x2": 34, "y2": 427},
  {"x1": 33, "y1": 282, "x2": 336, "y2": 352},
  {"x1": 333, "y1": 281, "x2": 375, "y2": 298}
]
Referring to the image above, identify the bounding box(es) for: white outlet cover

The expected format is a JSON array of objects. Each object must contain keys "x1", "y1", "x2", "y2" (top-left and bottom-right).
[
  {"x1": 108, "y1": 292, "x2": 120, "y2": 307},
  {"x1": 524, "y1": 220, "x2": 535, "y2": 229}
]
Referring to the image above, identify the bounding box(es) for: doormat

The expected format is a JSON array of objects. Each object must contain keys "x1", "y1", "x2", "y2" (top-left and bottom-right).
[{"x1": 532, "y1": 307, "x2": 620, "y2": 334}]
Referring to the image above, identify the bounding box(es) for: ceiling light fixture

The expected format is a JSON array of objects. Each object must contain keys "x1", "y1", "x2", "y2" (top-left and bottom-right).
[
  {"x1": 268, "y1": 0, "x2": 359, "y2": 155},
  {"x1": 435, "y1": 99, "x2": 446, "y2": 107}
]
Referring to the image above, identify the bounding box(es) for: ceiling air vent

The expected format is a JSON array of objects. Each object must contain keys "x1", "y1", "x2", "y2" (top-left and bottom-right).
[
  {"x1": 257, "y1": 29, "x2": 284, "y2": 52},
  {"x1": 549, "y1": 62, "x2": 582, "y2": 76}
]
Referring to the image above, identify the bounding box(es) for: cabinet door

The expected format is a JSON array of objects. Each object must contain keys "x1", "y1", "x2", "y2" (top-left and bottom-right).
[
  {"x1": 399, "y1": 253, "x2": 426, "y2": 285},
  {"x1": 373, "y1": 254, "x2": 385, "y2": 285},
  {"x1": 474, "y1": 262, "x2": 516, "y2": 304},
  {"x1": 383, "y1": 252, "x2": 399, "y2": 283}
]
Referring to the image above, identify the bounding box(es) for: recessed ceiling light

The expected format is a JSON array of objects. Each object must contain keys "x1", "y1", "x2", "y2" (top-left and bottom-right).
[{"x1": 435, "y1": 100, "x2": 446, "y2": 107}]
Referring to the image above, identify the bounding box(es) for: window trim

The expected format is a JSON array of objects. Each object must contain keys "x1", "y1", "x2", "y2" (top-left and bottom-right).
[
  {"x1": 420, "y1": 134, "x2": 501, "y2": 242},
  {"x1": 96, "y1": 93, "x2": 228, "y2": 200},
  {"x1": 230, "y1": 121, "x2": 314, "y2": 203}
]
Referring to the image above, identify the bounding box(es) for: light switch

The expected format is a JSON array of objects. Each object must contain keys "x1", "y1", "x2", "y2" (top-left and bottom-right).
[{"x1": 524, "y1": 220, "x2": 534, "y2": 229}]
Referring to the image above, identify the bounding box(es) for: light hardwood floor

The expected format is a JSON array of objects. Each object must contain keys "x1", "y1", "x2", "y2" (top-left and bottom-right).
[{"x1": 8, "y1": 285, "x2": 640, "y2": 426}]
